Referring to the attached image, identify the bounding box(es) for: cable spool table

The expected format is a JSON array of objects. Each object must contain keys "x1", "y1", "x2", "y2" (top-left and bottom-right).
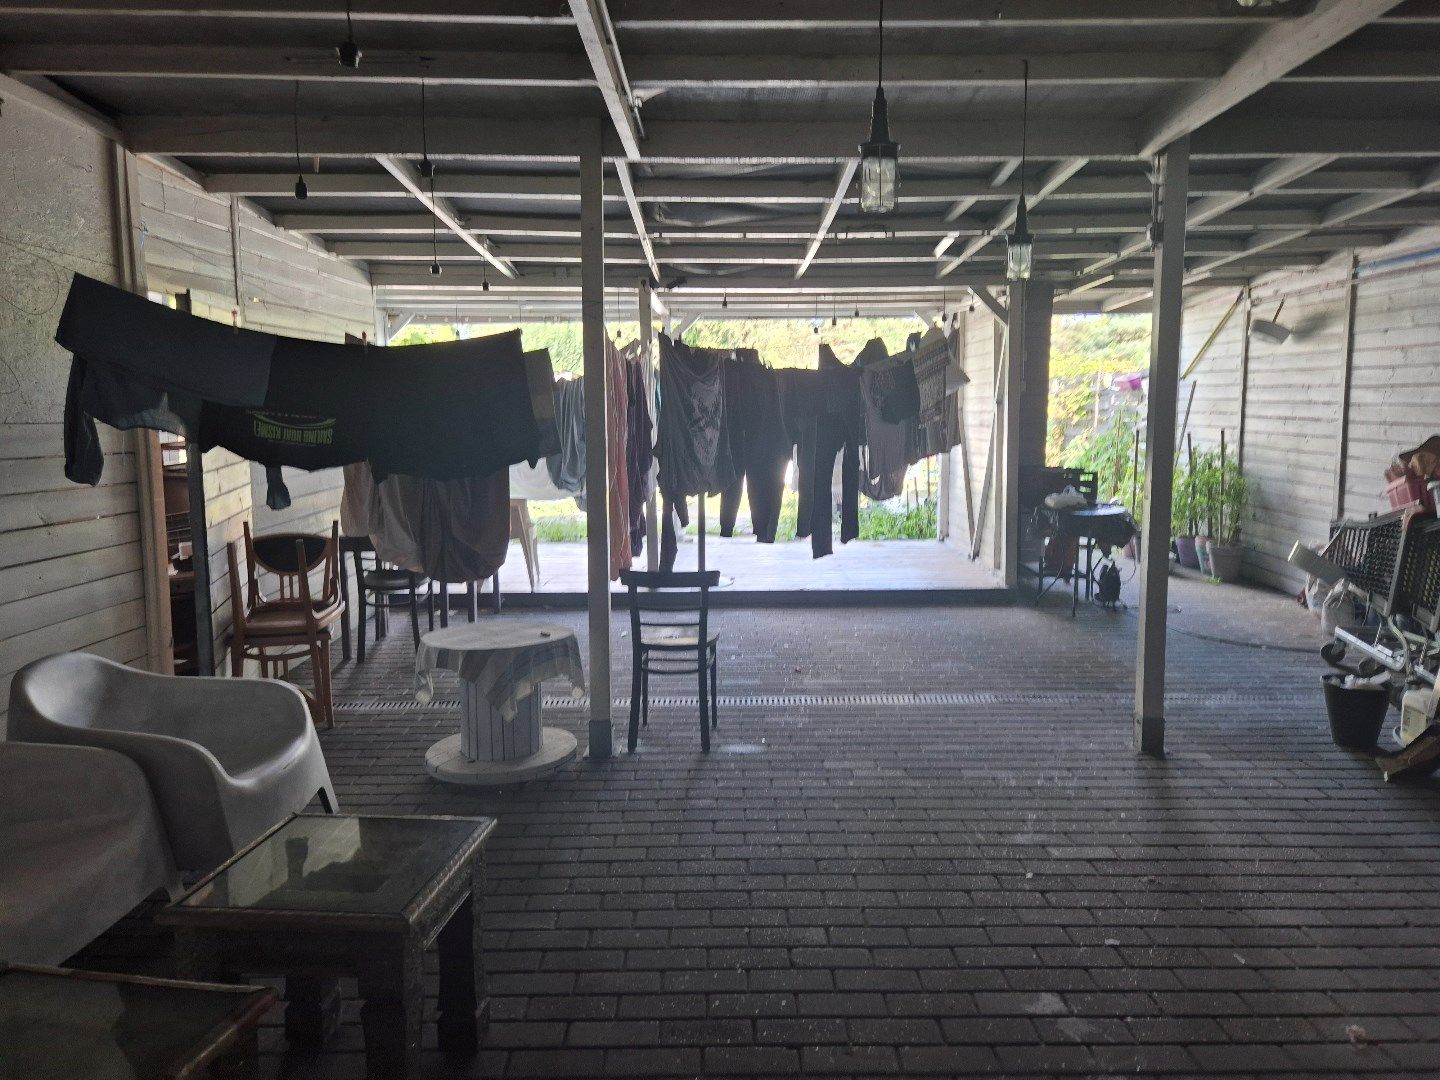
[{"x1": 415, "y1": 622, "x2": 584, "y2": 786}]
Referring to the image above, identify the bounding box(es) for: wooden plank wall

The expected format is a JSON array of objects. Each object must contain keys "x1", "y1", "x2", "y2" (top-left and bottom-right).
[
  {"x1": 0, "y1": 96, "x2": 144, "y2": 722},
  {"x1": 135, "y1": 160, "x2": 374, "y2": 671},
  {"x1": 944, "y1": 307, "x2": 1002, "y2": 572},
  {"x1": 1177, "y1": 229, "x2": 1440, "y2": 593}
]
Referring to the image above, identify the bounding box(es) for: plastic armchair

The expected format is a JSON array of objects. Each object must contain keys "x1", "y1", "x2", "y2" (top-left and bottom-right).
[{"x1": 7, "y1": 652, "x2": 338, "y2": 874}]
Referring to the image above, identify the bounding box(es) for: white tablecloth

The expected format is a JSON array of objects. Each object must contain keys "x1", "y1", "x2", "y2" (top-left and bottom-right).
[{"x1": 415, "y1": 622, "x2": 584, "y2": 722}]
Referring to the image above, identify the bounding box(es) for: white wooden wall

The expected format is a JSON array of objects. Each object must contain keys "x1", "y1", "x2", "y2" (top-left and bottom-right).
[
  {"x1": 137, "y1": 160, "x2": 374, "y2": 670},
  {"x1": 944, "y1": 307, "x2": 1003, "y2": 572},
  {"x1": 1178, "y1": 229, "x2": 1440, "y2": 593},
  {"x1": 0, "y1": 95, "x2": 145, "y2": 723}
]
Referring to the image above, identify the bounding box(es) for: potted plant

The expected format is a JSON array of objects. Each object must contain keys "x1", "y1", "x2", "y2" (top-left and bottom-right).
[
  {"x1": 1207, "y1": 447, "x2": 1248, "y2": 583},
  {"x1": 1190, "y1": 450, "x2": 1220, "y2": 577},
  {"x1": 1172, "y1": 463, "x2": 1199, "y2": 570}
]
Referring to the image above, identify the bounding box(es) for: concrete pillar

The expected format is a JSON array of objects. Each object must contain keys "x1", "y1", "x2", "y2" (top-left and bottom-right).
[
  {"x1": 1134, "y1": 136, "x2": 1190, "y2": 757},
  {"x1": 1015, "y1": 282, "x2": 1056, "y2": 474},
  {"x1": 1000, "y1": 285, "x2": 1025, "y2": 589},
  {"x1": 580, "y1": 122, "x2": 612, "y2": 760}
]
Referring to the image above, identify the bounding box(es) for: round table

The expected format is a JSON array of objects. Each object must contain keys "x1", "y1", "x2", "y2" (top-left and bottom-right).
[{"x1": 415, "y1": 622, "x2": 584, "y2": 787}]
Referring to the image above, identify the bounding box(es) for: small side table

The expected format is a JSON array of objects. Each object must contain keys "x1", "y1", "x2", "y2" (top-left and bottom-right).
[
  {"x1": 416, "y1": 622, "x2": 584, "y2": 786},
  {"x1": 159, "y1": 813, "x2": 495, "y2": 1080},
  {"x1": 0, "y1": 962, "x2": 274, "y2": 1080}
]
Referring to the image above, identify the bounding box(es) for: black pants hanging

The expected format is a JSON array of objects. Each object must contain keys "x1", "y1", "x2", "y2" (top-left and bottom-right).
[{"x1": 718, "y1": 362, "x2": 789, "y2": 543}]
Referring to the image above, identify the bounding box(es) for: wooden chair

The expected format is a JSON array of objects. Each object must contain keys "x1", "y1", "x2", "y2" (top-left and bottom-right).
[
  {"x1": 227, "y1": 522, "x2": 345, "y2": 729},
  {"x1": 621, "y1": 570, "x2": 720, "y2": 753},
  {"x1": 340, "y1": 536, "x2": 434, "y2": 664}
]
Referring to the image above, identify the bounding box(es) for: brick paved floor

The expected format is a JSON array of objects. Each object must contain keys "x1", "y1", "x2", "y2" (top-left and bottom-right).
[{"x1": 74, "y1": 572, "x2": 1440, "y2": 1078}]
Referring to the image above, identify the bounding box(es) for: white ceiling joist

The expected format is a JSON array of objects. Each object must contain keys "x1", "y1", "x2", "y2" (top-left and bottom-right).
[
  {"x1": 1074, "y1": 152, "x2": 1337, "y2": 286},
  {"x1": 795, "y1": 160, "x2": 858, "y2": 279},
  {"x1": 936, "y1": 157, "x2": 1088, "y2": 278},
  {"x1": 119, "y1": 115, "x2": 1138, "y2": 162},
  {"x1": 1188, "y1": 162, "x2": 1440, "y2": 282},
  {"x1": 1137, "y1": 0, "x2": 1409, "y2": 159},
  {"x1": 1101, "y1": 162, "x2": 1440, "y2": 313},
  {"x1": 615, "y1": 161, "x2": 659, "y2": 281},
  {"x1": 373, "y1": 154, "x2": 516, "y2": 279},
  {"x1": 199, "y1": 170, "x2": 1337, "y2": 204}
]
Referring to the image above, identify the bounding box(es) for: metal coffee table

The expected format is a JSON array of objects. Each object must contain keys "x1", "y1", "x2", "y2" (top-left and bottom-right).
[{"x1": 159, "y1": 812, "x2": 495, "y2": 1080}]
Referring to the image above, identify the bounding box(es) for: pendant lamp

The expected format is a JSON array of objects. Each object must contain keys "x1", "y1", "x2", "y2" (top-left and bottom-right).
[
  {"x1": 1006, "y1": 60, "x2": 1034, "y2": 282},
  {"x1": 858, "y1": 0, "x2": 899, "y2": 214}
]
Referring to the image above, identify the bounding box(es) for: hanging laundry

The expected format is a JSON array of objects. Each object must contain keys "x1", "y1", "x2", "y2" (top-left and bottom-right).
[
  {"x1": 655, "y1": 335, "x2": 735, "y2": 503},
  {"x1": 787, "y1": 345, "x2": 863, "y2": 559},
  {"x1": 908, "y1": 327, "x2": 969, "y2": 462},
  {"x1": 605, "y1": 337, "x2": 632, "y2": 580},
  {"x1": 855, "y1": 339, "x2": 917, "y2": 502},
  {"x1": 719, "y1": 350, "x2": 790, "y2": 544},
  {"x1": 546, "y1": 376, "x2": 587, "y2": 494},
  {"x1": 58, "y1": 274, "x2": 557, "y2": 503},
  {"x1": 341, "y1": 462, "x2": 510, "y2": 583},
  {"x1": 624, "y1": 347, "x2": 655, "y2": 556}
]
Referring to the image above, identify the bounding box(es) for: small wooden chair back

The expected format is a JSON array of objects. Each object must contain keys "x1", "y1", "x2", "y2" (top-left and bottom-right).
[
  {"x1": 240, "y1": 521, "x2": 341, "y2": 612},
  {"x1": 620, "y1": 570, "x2": 719, "y2": 648}
]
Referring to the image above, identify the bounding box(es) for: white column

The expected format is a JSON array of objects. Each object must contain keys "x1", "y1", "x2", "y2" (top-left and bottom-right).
[
  {"x1": 639, "y1": 279, "x2": 660, "y2": 570},
  {"x1": 1134, "y1": 136, "x2": 1190, "y2": 757},
  {"x1": 581, "y1": 121, "x2": 612, "y2": 760},
  {"x1": 1000, "y1": 283, "x2": 1025, "y2": 590}
]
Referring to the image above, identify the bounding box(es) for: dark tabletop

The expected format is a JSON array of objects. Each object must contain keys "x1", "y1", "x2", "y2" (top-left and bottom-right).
[
  {"x1": 162, "y1": 814, "x2": 495, "y2": 928},
  {"x1": 0, "y1": 964, "x2": 273, "y2": 1080}
]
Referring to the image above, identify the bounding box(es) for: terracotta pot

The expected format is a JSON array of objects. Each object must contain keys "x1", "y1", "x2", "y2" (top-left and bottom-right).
[
  {"x1": 1208, "y1": 542, "x2": 1243, "y2": 583},
  {"x1": 1174, "y1": 535, "x2": 1199, "y2": 570}
]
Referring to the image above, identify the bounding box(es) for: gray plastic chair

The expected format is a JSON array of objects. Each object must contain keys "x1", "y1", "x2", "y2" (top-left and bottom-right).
[
  {"x1": 7, "y1": 652, "x2": 338, "y2": 874},
  {"x1": 0, "y1": 741, "x2": 177, "y2": 964}
]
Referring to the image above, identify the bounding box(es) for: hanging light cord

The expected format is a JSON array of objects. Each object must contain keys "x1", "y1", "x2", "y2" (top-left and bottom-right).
[
  {"x1": 420, "y1": 76, "x2": 430, "y2": 168},
  {"x1": 421, "y1": 79, "x2": 439, "y2": 268},
  {"x1": 876, "y1": 0, "x2": 885, "y2": 89},
  {"x1": 1019, "y1": 59, "x2": 1029, "y2": 199},
  {"x1": 292, "y1": 80, "x2": 303, "y2": 179}
]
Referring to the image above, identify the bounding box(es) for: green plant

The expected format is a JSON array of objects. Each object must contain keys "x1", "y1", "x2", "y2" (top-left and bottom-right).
[
  {"x1": 1212, "y1": 450, "x2": 1248, "y2": 545},
  {"x1": 1062, "y1": 400, "x2": 1143, "y2": 507},
  {"x1": 1171, "y1": 461, "x2": 1195, "y2": 537},
  {"x1": 857, "y1": 498, "x2": 938, "y2": 540}
]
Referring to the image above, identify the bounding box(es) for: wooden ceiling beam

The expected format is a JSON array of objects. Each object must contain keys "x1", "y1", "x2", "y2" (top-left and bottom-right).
[{"x1": 1139, "y1": 0, "x2": 1408, "y2": 158}]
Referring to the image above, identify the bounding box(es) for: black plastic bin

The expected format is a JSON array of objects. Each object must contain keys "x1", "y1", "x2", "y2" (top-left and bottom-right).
[{"x1": 1321, "y1": 674, "x2": 1389, "y2": 749}]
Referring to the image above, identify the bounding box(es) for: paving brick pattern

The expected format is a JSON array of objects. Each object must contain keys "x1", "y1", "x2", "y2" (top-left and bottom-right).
[{"x1": 74, "y1": 574, "x2": 1440, "y2": 1077}]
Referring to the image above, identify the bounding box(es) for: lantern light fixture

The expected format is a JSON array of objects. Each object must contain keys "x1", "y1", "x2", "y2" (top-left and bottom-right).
[
  {"x1": 858, "y1": 0, "x2": 899, "y2": 214},
  {"x1": 1006, "y1": 60, "x2": 1035, "y2": 282}
]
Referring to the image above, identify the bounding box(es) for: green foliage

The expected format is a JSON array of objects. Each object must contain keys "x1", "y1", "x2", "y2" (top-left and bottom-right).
[
  {"x1": 1185, "y1": 446, "x2": 1248, "y2": 544},
  {"x1": 392, "y1": 317, "x2": 924, "y2": 373},
  {"x1": 533, "y1": 515, "x2": 587, "y2": 542},
  {"x1": 1048, "y1": 313, "x2": 1151, "y2": 380},
  {"x1": 683, "y1": 317, "x2": 920, "y2": 367},
  {"x1": 1061, "y1": 399, "x2": 1144, "y2": 510},
  {"x1": 858, "y1": 498, "x2": 938, "y2": 540}
]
